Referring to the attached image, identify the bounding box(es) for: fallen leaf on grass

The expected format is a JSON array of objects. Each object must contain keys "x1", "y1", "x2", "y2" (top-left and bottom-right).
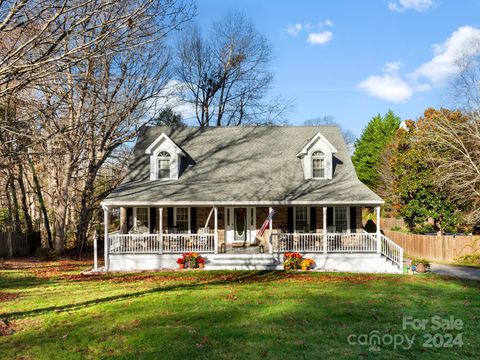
[{"x1": 195, "y1": 335, "x2": 209, "y2": 348}]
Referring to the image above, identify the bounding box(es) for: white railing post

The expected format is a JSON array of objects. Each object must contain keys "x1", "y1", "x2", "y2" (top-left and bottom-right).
[
  {"x1": 399, "y1": 247, "x2": 404, "y2": 270},
  {"x1": 93, "y1": 230, "x2": 98, "y2": 272},
  {"x1": 214, "y1": 206, "x2": 218, "y2": 254},
  {"x1": 269, "y1": 207, "x2": 273, "y2": 254},
  {"x1": 376, "y1": 206, "x2": 381, "y2": 254},
  {"x1": 323, "y1": 207, "x2": 327, "y2": 254},
  {"x1": 103, "y1": 206, "x2": 109, "y2": 271},
  {"x1": 159, "y1": 207, "x2": 163, "y2": 254}
]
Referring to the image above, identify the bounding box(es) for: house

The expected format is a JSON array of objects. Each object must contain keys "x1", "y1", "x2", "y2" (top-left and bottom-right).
[{"x1": 99, "y1": 126, "x2": 403, "y2": 272}]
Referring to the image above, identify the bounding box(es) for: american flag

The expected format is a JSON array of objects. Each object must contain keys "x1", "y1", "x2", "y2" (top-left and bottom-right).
[{"x1": 258, "y1": 209, "x2": 275, "y2": 236}]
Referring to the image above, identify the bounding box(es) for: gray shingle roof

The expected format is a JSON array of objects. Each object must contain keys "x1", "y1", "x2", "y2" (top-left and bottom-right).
[{"x1": 102, "y1": 126, "x2": 383, "y2": 206}]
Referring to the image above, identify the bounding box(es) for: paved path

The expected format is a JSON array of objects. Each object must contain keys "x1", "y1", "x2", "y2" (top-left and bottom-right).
[{"x1": 430, "y1": 264, "x2": 480, "y2": 281}]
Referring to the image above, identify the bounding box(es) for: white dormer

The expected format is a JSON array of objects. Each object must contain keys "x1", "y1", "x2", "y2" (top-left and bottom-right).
[
  {"x1": 296, "y1": 132, "x2": 337, "y2": 180},
  {"x1": 145, "y1": 133, "x2": 186, "y2": 180}
]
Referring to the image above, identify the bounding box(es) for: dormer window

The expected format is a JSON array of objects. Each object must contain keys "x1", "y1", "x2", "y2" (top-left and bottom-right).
[
  {"x1": 145, "y1": 133, "x2": 186, "y2": 181},
  {"x1": 157, "y1": 151, "x2": 171, "y2": 179},
  {"x1": 296, "y1": 132, "x2": 337, "y2": 180},
  {"x1": 312, "y1": 151, "x2": 325, "y2": 179}
]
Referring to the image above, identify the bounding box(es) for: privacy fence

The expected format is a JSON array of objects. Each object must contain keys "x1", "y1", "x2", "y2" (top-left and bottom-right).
[
  {"x1": 0, "y1": 232, "x2": 41, "y2": 257},
  {"x1": 382, "y1": 229, "x2": 480, "y2": 263}
]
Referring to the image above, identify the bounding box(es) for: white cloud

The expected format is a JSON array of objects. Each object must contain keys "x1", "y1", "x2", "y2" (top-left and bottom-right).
[
  {"x1": 322, "y1": 19, "x2": 334, "y2": 27},
  {"x1": 286, "y1": 23, "x2": 302, "y2": 36},
  {"x1": 286, "y1": 20, "x2": 334, "y2": 40},
  {"x1": 154, "y1": 80, "x2": 197, "y2": 120},
  {"x1": 384, "y1": 61, "x2": 403, "y2": 74},
  {"x1": 358, "y1": 26, "x2": 480, "y2": 103},
  {"x1": 358, "y1": 74, "x2": 413, "y2": 102},
  {"x1": 307, "y1": 31, "x2": 333, "y2": 45},
  {"x1": 412, "y1": 26, "x2": 480, "y2": 84},
  {"x1": 388, "y1": 0, "x2": 435, "y2": 12}
]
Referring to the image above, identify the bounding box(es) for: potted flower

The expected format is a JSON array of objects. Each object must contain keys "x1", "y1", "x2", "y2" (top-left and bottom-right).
[
  {"x1": 301, "y1": 258, "x2": 315, "y2": 271},
  {"x1": 412, "y1": 258, "x2": 430, "y2": 273},
  {"x1": 181, "y1": 252, "x2": 198, "y2": 269},
  {"x1": 284, "y1": 252, "x2": 302, "y2": 270},
  {"x1": 176, "y1": 257, "x2": 185, "y2": 269},
  {"x1": 197, "y1": 257, "x2": 206, "y2": 269}
]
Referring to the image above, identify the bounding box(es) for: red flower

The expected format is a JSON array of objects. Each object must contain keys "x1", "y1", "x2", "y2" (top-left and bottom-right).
[{"x1": 177, "y1": 258, "x2": 185, "y2": 264}]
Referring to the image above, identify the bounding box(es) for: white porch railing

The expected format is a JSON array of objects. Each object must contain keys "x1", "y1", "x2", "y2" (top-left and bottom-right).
[
  {"x1": 273, "y1": 233, "x2": 378, "y2": 253},
  {"x1": 274, "y1": 233, "x2": 325, "y2": 252},
  {"x1": 110, "y1": 234, "x2": 162, "y2": 253},
  {"x1": 109, "y1": 233, "x2": 215, "y2": 254},
  {"x1": 326, "y1": 233, "x2": 377, "y2": 252},
  {"x1": 162, "y1": 233, "x2": 215, "y2": 253},
  {"x1": 380, "y1": 234, "x2": 403, "y2": 269},
  {"x1": 108, "y1": 232, "x2": 403, "y2": 269}
]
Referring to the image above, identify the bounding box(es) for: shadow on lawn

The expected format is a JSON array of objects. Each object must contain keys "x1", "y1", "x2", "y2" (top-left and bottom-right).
[
  {"x1": 3, "y1": 272, "x2": 479, "y2": 359},
  {"x1": 1, "y1": 271, "x2": 288, "y2": 320},
  {"x1": 3, "y1": 269, "x2": 479, "y2": 323}
]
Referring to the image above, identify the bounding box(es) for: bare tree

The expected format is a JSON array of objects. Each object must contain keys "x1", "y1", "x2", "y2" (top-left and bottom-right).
[
  {"x1": 0, "y1": 0, "x2": 195, "y2": 252},
  {"x1": 174, "y1": 11, "x2": 290, "y2": 126},
  {"x1": 0, "y1": 0, "x2": 194, "y2": 97},
  {"x1": 303, "y1": 116, "x2": 356, "y2": 149},
  {"x1": 418, "y1": 108, "x2": 480, "y2": 224}
]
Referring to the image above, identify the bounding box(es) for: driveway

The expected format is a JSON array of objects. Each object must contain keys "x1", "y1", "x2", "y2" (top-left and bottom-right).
[{"x1": 430, "y1": 263, "x2": 480, "y2": 281}]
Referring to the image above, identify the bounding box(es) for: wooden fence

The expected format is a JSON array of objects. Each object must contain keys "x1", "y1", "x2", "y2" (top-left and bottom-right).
[
  {"x1": 0, "y1": 232, "x2": 41, "y2": 257},
  {"x1": 381, "y1": 218, "x2": 406, "y2": 230},
  {"x1": 382, "y1": 229, "x2": 480, "y2": 262}
]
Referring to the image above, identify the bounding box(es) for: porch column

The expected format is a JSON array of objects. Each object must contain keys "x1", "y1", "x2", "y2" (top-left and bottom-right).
[
  {"x1": 214, "y1": 206, "x2": 218, "y2": 254},
  {"x1": 323, "y1": 207, "x2": 327, "y2": 254},
  {"x1": 120, "y1": 207, "x2": 127, "y2": 234},
  {"x1": 376, "y1": 206, "x2": 381, "y2": 254},
  {"x1": 103, "y1": 206, "x2": 110, "y2": 271},
  {"x1": 269, "y1": 207, "x2": 273, "y2": 254},
  {"x1": 159, "y1": 207, "x2": 163, "y2": 254}
]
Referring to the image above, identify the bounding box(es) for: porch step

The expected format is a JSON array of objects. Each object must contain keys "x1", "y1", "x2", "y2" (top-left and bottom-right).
[{"x1": 205, "y1": 254, "x2": 281, "y2": 270}]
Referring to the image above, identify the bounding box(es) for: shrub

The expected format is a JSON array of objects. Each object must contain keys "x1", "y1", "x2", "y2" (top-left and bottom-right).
[
  {"x1": 455, "y1": 254, "x2": 480, "y2": 265},
  {"x1": 36, "y1": 247, "x2": 57, "y2": 261},
  {"x1": 411, "y1": 258, "x2": 430, "y2": 268}
]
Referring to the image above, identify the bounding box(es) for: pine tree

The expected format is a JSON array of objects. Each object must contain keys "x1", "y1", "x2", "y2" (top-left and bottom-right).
[{"x1": 352, "y1": 110, "x2": 401, "y2": 190}]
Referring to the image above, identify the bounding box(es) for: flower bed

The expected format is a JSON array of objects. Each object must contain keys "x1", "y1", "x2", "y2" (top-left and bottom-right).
[
  {"x1": 177, "y1": 252, "x2": 206, "y2": 269},
  {"x1": 283, "y1": 252, "x2": 315, "y2": 270}
]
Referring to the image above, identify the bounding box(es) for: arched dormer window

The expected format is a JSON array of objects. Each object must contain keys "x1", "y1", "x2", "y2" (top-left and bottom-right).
[
  {"x1": 312, "y1": 150, "x2": 325, "y2": 179},
  {"x1": 157, "y1": 151, "x2": 171, "y2": 179}
]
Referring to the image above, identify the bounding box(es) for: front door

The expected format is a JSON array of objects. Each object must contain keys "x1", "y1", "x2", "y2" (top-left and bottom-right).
[{"x1": 234, "y1": 208, "x2": 247, "y2": 242}]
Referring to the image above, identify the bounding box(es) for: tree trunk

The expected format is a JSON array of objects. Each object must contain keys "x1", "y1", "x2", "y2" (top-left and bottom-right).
[
  {"x1": 17, "y1": 163, "x2": 34, "y2": 234},
  {"x1": 53, "y1": 153, "x2": 76, "y2": 254},
  {"x1": 8, "y1": 175, "x2": 22, "y2": 233},
  {"x1": 28, "y1": 153, "x2": 54, "y2": 249},
  {"x1": 76, "y1": 161, "x2": 100, "y2": 255}
]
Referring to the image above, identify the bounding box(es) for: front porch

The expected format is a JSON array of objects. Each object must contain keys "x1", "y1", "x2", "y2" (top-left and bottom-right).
[{"x1": 99, "y1": 205, "x2": 403, "y2": 273}]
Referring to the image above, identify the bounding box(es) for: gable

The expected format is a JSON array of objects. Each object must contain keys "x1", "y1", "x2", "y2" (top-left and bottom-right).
[{"x1": 145, "y1": 132, "x2": 186, "y2": 180}]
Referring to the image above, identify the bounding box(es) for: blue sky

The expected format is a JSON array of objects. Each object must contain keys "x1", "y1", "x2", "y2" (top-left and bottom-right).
[{"x1": 192, "y1": 0, "x2": 480, "y2": 135}]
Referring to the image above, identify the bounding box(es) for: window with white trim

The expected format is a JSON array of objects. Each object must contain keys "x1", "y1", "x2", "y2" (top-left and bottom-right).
[
  {"x1": 312, "y1": 150, "x2": 325, "y2": 179},
  {"x1": 136, "y1": 208, "x2": 149, "y2": 230},
  {"x1": 175, "y1": 207, "x2": 189, "y2": 232},
  {"x1": 157, "y1": 151, "x2": 171, "y2": 179},
  {"x1": 334, "y1": 207, "x2": 348, "y2": 233},
  {"x1": 295, "y1": 207, "x2": 309, "y2": 232}
]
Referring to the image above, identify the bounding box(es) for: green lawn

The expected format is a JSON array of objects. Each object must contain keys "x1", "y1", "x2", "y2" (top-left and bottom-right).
[{"x1": 0, "y1": 259, "x2": 479, "y2": 359}]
